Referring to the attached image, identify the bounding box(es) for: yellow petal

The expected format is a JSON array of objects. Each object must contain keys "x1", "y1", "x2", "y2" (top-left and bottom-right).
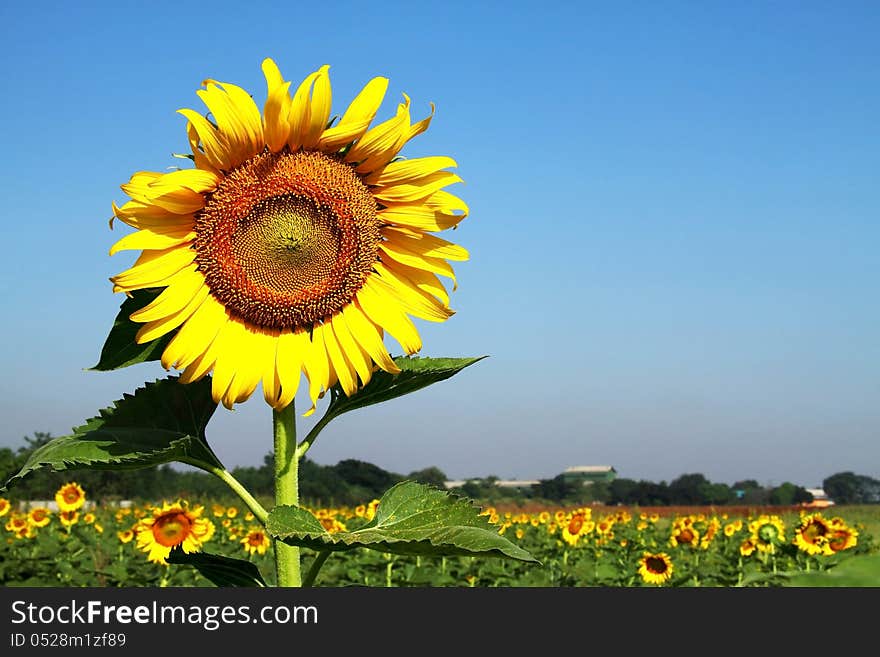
[
  {"x1": 110, "y1": 246, "x2": 196, "y2": 292},
  {"x1": 134, "y1": 284, "x2": 208, "y2": 344},
  {"x1": 300, "y1": 323, "x2": 330, "y2": 414},
  {"x1": 330, "y1": 312, "x2": 373, "y2": 388},
  {"x1": 364, "y1": 156, "x2": 456, "y2": 186},
  {"x1": 379, "y1": 257, "x2": 450, "y2": 306},
  {"x1": 383, "y1": 226, "x2": 470, "y2": 261},
  {"x1": 377, "y1": 205, "x2": 465, "y2": 232},
  {"x1": 287, "y1": 69, "x2": 322, "y2": 151},
  {"x1": 323, "y1": 317, "x2": 357, "y2": 397},
  {"x1": 379, "y1": 241, "x2": 458, "y2": 289},
  {"x1": 109, "y1": 227, "x2": 195, "y2": 256},
  {"x1": 424, "y1": 189, "x2": 470, "y2": 217},
  {"x1": 345, "y1": 95, "x2": 411, "y2": 173},
  {"x1": 373, "y1": 171, "x2": 463, "y2": 204},
  {"x1": 262, "y1": 58, "x2": 292, "y2": 152},
  {"x1": 302, "y1": 65, "x2": 331, "y2": 149},
  {"x1": 128, "y1": 265, "x2": 204, "y2": 322},
  {"x1": 112, "y1": 201, "x2": 196, "y2": 231},
  {"x1": 318, "y1": 76, "x2": 388, "y2": 150},
  {"x1": 373, "y1": 261, "x2": 453, "y2": 322},
  {"x1": 178, "y1": 108, "x2": 231, "y2": 171},
  {"x1": 274, "y1": 329, "x2": 308, "y2": 410},
  {"x1": 355, "y1": 278, "x2": 422, "y2": 355},
  {"x1": 179, "y1": 312, "x2": 231, "y2": 384},
  {"x1": 341, "y1": 302, "x2": 400, "y2": 374},
  {"x1": 161, "y1": 294, "x2": 227, "y2": 370},
  {"x1": 197, "y1": 82, "x2": 260, "y2": 168}
]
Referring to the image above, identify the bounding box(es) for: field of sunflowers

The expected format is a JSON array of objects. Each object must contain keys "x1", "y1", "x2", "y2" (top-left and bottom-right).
[{"x1": 1, "y1": 482, "x2": 876, "y2": 587}]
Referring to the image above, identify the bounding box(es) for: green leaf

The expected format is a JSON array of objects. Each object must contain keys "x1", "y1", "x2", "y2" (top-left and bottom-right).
[
  {"x1": 90, "y1": 288, "x2": 173, "y2": 371},
  {"x1": 268, "y1": 481, "x2": 538, "y2": 563},
  {"x1": 782, "y1": 554, "x2": 880, "y2": 587},
  {"x1": 317, "y1": 355, "x2": 486, "y2": 424},
  {"x1": 2, "y1": 376, "x2": 222, "y2": 492},
  {"x1": 167, "y1": 548, "x2": 267, "y2": 587}
]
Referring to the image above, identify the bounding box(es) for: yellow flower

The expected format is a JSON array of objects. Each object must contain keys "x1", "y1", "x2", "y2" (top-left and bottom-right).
[
  {"x1": 118, "y1": 529, "x2": 135, "y2": 543},
  {"x1": 320, "y1": 517, "x2": 347, "y2": 534},
  {"x1": 561, "y1": 513, "x2": 589, "y2": 547},
  {"x1": 638, "y1": 552, "x2": 674, "y2": 585},
  {"x1": 740, "y1": 537, "x2": 757, "y2": 556},
  {"x1": 27, "y1": 507, "x2": 51, "y2": 528},
  {"x1": 748, "y1": 515, "x2": 785, "y2": 554},
  {"x1": 793, "y1": 513, "x2": 833, "y2": 556},
  {"x1": 0, "y1": 498, "x2": 11, "y2": 517},
  {"x1": 241, "y1": 528, "x2": 271, "y2": 556},
  {"x1": 59, "y1": 510, "x2": 80, "y2": 527},
  {"x1": 826, "y1": 521, "x2": 858, "y2": 553},
  {"x1": 108, "y1": 58, "x2": 468, "y2": 413},
  {"x1": 212, "y1": 504, "x2": 226, "y2": 518},
  {"x1": 226, "y1": 507, "x2": 239, "y2": 519},
  {"x1": 83, "y1": 512, "x2": 96, "y2": 525},
  {"x1": 55, "y1": 482, "x2": 86, "y2": 512},
  {"x1": 135, "y1": 501, "x2": 215, "y2": 565}
]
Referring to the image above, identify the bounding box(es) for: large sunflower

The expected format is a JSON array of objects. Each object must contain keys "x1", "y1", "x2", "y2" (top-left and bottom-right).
[{"x1": 109, "y1": 58, "x2": 468, "y2": 412}]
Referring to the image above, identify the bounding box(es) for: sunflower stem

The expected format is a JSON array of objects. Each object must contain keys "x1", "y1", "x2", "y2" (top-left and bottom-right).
[
  {"x1": 199, "y1": 463, "x2": 269, "y2": 526},
  {"x1": 274, "y1": 403, "x2": 302, "y2": 587},
  {"x1": 303, "y1": 550, "x2": 332, "y2": 588}
]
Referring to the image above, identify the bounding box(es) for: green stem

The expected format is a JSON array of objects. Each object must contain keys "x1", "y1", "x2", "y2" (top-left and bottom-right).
[
  {"x1": 198, "y1": 463, "x2": 269, "y2": 525},
  {"x1": 295, "y1": 394, "x2": 336, "y2": 459},
  {"x1": 274, "y1": 403, "x2": 301, "y2": 587},
  {"x1": 302, "y1": 550, "x2": 332, "y2": 588}
]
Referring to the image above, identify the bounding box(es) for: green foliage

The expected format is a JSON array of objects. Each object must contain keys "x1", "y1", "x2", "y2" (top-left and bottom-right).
[
  {"x1": 823, "y1": 472, "x2": 880, "y2": 504},
  {"x1": 268, "y1": 481, "x2": 538, "y2": 562},
  {"x1": 2, "y1": 377, "x2": 222, "y2": 493},
  {"x1": 316, "y1": 355, "x2": 486, "y2": 425},
  {"x1": 90, "y1": 289, "x2": 172, "y2": 371},
  {"x1": 782, "y1": 554, "x2": 880, "y2": 587},
  {"x1": 167, "y1": 547, "x2": 267, "y2": 587}
]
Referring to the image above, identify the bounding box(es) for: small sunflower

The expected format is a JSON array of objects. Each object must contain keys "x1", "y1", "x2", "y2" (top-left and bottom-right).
[
  {"x1": 55, "y1": 482, "x2": 86, "y2": 512},
  {"x1": 638, "y1": 552, "x2": 674, "y2": 585},
  {"x1": 59, "y1": 510, "x2": 80, "y2": 527},
  {"x1": 740, "y1": 537, "x2": 757, "y2": 557},
  {"x1": 118, "y1": 529, "x2": 135, "y2": 544},
  {"x1": 241, "y1": 528, "x2": 271, "y2": 555},
  {"x1": 319, "y1": 517, "x2": 347, "y2": 534},
  {"x1": 793, "y1": 513, "x2": 833, "y2": 556},
  {"x1": 561, "y1": 513, "x2": 588, "y2": 547},
  {"x1": 226, "y1": 506, "x2": 239, "y2": 519},
  {"x1": 0, "y1": 498, "x2": 10, "y2": 517},
  {"x1": 748, "y1": 515, "x2": 785, "y2": 554},
  {"x1": 108, "y1": 58, "x2": 468, "y2": 413},
  {"x1": 135, "y1": 501, "x2": 216, "y2": 565},
  {"x1": 827, "y1": 521, "x2": 858, "y2": 553},
  {"x1": 670, "y1": 523, "x2": 699, "y2": 549},
  {"x1": 27, "y1": 507, "x2": 51, "y2": 528}
]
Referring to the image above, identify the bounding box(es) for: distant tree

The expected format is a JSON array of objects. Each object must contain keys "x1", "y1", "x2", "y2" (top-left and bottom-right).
[
  {"x1": 532, "y1": 475, "x2": 580, "y2": 503},
  {"x1": 823, "y1": 472, "x2": 880, "y2": 504},
  {"x1": 768, "y1": 482, "x2": 813, "y2": 506},
  {"x1": 668, "y1": 473, "x2": 711, "y2": 505},
  {"x1": 406, "y1": 466, "x2": 448, "y2": 489},
  {"x1": 608, "y1": 478, "x2": 639, "y2": 505}
]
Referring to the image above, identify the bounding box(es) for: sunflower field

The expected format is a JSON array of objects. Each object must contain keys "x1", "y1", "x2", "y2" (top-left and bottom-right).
[{"x1": 1, "y1": 483, "x2": 877, "y2": 587}]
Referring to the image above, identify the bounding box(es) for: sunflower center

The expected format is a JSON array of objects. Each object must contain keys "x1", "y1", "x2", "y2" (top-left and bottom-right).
[
  {"x1": 195, "y1": 149, "x2": 380, "y2": 330},
  {"x1": 152, "y1": 512, "x2": 192, "y2": 547},
  {"x1": 645, "y1": 556, "x2": 668, "y2": 574},
  {"x1": 64, "y1": 491, "x2": 79, "y2": 503}
]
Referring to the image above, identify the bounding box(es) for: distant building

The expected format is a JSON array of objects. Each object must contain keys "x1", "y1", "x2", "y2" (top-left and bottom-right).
[
  {"x1": 802, "y1": 488, "x2": 835, "y2": 508},
  {"x1": 561, "y1": 465, "x2": 617, "y2": 485},
  {"x1": 494, "y1": 480, "x2": 541, "y2": 489}
]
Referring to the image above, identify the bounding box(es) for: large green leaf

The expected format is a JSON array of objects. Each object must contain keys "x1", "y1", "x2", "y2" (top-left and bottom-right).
[
  {"x1": 2, "y1": 376, "x2": 222, "y2": 492},
  {"x1": 91, "y1": 288, "x2": 172, "y2": 371},
  {"x1": 307, "y1": 355, "x2": 486, "y2": 435},
  {"x1": 167, "y1": 547, "x2": 267, "y2": 587},
  {"x1": 782, "y1": 554, "x2": 880, "y2": 587},
  {"x1": 268, "y1": 481, "x2": 538, "y2": 563}
]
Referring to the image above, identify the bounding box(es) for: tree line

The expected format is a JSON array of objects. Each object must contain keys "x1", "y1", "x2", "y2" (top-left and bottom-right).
[{"x1": 1, "y1": 433, "x2": 878, "y2": 506}]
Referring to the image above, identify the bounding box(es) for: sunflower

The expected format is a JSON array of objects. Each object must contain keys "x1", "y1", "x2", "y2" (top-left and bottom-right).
[
  {"x1": 638, "y1": 552, "x2": 674, "y2": 585},
  {"x1": 793, "y1": 513, "x2": 833, "y2": 556},
  {"x1": 241, "y1": 528, "x2": 271, "y2": 555},
  {"x1": 27, "y1": 507, "x2": 51, "y2": 528},
  {"x1": 55, "y1": 482, "x2": 86, "y2": 512},
  {"x1": 135, "y1": 501, "x2": 216, "y2": 565},
  {"x1": 748, "y1": 515, "x2": 785, "y2": 554},
  {"x1": 669, "y1": 523, "x2": 699, "y2": 549},
  {"x1": 0, "y1": 498, "x2": 10, "y2": 517},
  {"x1": 59, "y1": 510, "x2": 80, "y2": 527},
  {"x1": 108, "y1": 58, "x2": 467, "y2": 413},
  {"x1": 118, "y1": 529, "x2": 135, "y2": 544},
  {"x1": 827, "y1": 522, "x2": 858, "y2": 553}
]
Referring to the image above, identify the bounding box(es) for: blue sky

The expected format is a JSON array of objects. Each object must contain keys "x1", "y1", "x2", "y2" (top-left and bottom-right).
[{"x1": 1, "y1": 1, "x2": 877, "y2": 489}]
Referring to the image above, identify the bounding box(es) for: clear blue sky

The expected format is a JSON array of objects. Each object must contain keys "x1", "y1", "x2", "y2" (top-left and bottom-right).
[{"x1": 1, "y1": 1, "x2": 877, "y2": 489}]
